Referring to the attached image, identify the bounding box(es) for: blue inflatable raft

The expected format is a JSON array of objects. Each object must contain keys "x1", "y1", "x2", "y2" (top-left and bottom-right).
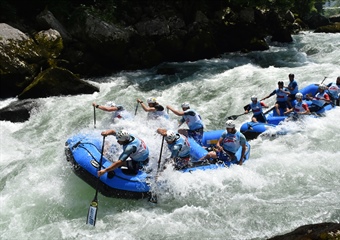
[
  {"x1": 240, "y1": 83, "x2": 337, "y2": 140},
  {"x1": 65, "y1": 130, "x2": 251, "y2": 199}
]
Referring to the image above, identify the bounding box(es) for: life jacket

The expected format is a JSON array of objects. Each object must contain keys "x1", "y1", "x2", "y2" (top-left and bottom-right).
[
  {"x1": 181, "y1": 109, "x2": 204, "y2": 130},
  {"x1": 288, "y1": 80, "x2": 299, "y2": 94},
  {"x1": 294, "y1": 101, "x2": 309, "y2": 113},
  {"x1": 327, "y1": 83, "x2": 340, "y2": 99},
  {"x1": 312, "y1": 92, "x2": 329, "y2": 107},
  {"x1": 147, "y1": 104, "x2": 167, "y2": 119},
  {"x1": 167, "y1": 134, "x2": 191, "y2": 158},
  {"x1": 221, "y1": 131, "x2": 241, "y2": 154},
  {"x1": 275, "y1": 88, "x2": 288, "y2": 102},
  {"x1": 122, "y1": 136, "x2": 149, "y2": 162},
  {"x1": 250, "y1": 101, "x2": 263, "y2": 115}
]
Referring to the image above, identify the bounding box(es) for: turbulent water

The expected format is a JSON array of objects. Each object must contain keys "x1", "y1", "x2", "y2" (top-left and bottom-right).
[{"x1": 1, "y1": 31, "x2": 339, "y2": 240}]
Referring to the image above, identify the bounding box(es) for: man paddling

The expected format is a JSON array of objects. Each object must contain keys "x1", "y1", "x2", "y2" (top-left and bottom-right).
[
  {"x1": 284, "y1": 73, "x2": 299, "y2": 108},
  {"x1": 92, "y1": 101, "x2": 132, "y2": 122},
  {"x1": 157, "y1": 128, "x2": 191, "y2": 170},
  {"x1": 260, "y1": 81, "x2": 290, "y2": 116},
  {"x1": 199, "y1": 120, "x2": 246, "y2": 165},
  {"x1": 284, "y1": 92, "x2": 310, "y2": 120},
  {"x1": 166, "y1": 102, "x2": 205, "y2": 146},
  {"x1": 326, "y1": 76, "x2": 340, "y2": 106},
  {"x1": 97, "y1": 129, "x2": 149, "y2": 176},
  {"x1": 306, "y1": 84, "x2": 331, "y2": 112},
  {"x1": 136, "y1": 97, "x2": 168, "y2": 120},
  {"x1": 244, "y1": 95, "x2": 268, "y2": 123}
]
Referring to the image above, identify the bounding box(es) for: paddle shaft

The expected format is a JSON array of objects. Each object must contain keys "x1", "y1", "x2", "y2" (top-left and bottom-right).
[
  {"x1": 227, "y1": 112, "x2": 248, "y2": 120},
  {"x1": 86, "y1": 136, "x2": 106, "y2": 226},
  {"x1": 226, "y1": 104, "x2": 253, "y2": 120},
  {"x1": 149, "y1": 136, "x2": 165, "y2": 203},
  {"x1": 157, "y1": 136, "x2": 165, "y2": 170},
  {"x1": 93, "y1": 106, "x2": 96, "y2": 128},
  {"x1": 264, "y1": 105, "x2": 275, "y2": 115},
  {"x1": 320, "y1": 76, "x2": 327, "y2": 85},
  {"x1": 134, "y1": 102, "x2": 139, "y2": 115}
]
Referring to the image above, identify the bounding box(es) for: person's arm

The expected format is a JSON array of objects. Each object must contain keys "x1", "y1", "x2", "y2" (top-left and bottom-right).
[
  {"x1": 305, "y1": 94, "x2": 314, "y2": 100},
  {"x1": 284, "y1": 108, "x2": 293, "y2": 115},
  {"x1": 137, "y1": 99, "x2": 155, "y2": 112},
  {"x1": 178, "y1": 118, "x2": 185, "y2": 128},
  {"x1": 93, "y1": 102, "x2": 118, "y2": 112},
  {"x1": 281, "y1": 88, "x2": 290, "y2": 95},
  {"x1": 238, "y1": 144, "x2": 246, "y2": 166},
  {"x1": 166, "y1": 105, "x2": 184, "y2": 116},
  {"x1": 299, "y1": 103, "x2": 310, "y2": 115},
  {"x1": 238, "y1": 134, "x2": 247, "y2": 165},
  {"x1": 244, "y1": 104, "x2": 251, "y2": 114},
  {"x1": 215, "y1": 137, "x2": 223, "y2": 152},
  {"x1": 98, "y1": 160, "x2": 124, "y2": 177},
  {"x1": 101, "y1": 129, "x2": 116, "y2": 136},
  {"x1": 157, "y1": 128, "x2": 167, "y2": 136},
  {"x1": 286, "y1": 82, "x2": 297, "y2": 91},
  {"x1": 324, "y1": 94, "x2": 331, "y2": 103},
  {"x1": 260, "y1": 101, "x2": 269, "y2": 108},
  {"x1": 260, "y1": 91, "x2": 275, "y2": 101}
]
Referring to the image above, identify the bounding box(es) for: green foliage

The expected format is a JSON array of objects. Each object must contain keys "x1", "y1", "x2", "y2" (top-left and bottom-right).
[{"x1": 324, "y1": 0, "x2": 340, "y2": 16}]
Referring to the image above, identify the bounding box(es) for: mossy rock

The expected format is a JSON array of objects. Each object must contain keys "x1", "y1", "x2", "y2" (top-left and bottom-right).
[
  {"x1": 34, "y1": 29, "x2": 64, "y2": 60},
  {"x1": 314, "y1": 23, "x2": 340, "y2": 33},
  {"x1": 18, "y1": 67, "x2": 99, "y2": 99}
]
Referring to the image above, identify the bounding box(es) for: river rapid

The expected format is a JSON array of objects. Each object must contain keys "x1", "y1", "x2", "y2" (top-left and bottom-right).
[{"x1": 1, "y1": 31, "x2": 339, "y2": 240}]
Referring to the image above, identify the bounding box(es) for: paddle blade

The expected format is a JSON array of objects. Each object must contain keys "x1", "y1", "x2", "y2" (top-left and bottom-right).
[
  {"x1": 243, "y1": 104, "x2": 250, "y2": 111},
  {"x1": 227, "y1": 115, "x2": 238, "y2": 120},
  {"x1": 86, "y1": 200, "x2": 98, "y2": 226},
  {"x1": 148, "y1": 193, "x2": 158, "y2": 204}
]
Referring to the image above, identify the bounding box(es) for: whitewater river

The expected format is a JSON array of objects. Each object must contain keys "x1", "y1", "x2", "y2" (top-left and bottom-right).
[{"x1": 1, "y1": 31, "x2": 339, "y2": 240}]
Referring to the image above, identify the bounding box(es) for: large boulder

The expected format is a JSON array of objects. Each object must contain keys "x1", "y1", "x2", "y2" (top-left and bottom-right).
[
  {"x1": 0, "y1": 23, "x2": 40, "y2": 98},
  {"x1": 18, "y1": 67, "x2": 99, "y2": 99},
  {"x1": 36, "y1": 9, "x2": 73, "y2": 43},
  {"x1": 0, "y1": 23, "x2": 64, "y2": 98},
  {"x1": 67, "y1": 9, "x2": 135, "y2": 69},
  {"x1": 314, "y1": 22, "x2": 340, "y2": 33},
  {"x1": 329, "y1": 14, "x2": 340, "y2": 23},
  {"x1": 0, "y1": 99, "x2": 39, "y2": 122},
  {"x1": 304, "y1": 13, "x2": 331, "y2": 29}
]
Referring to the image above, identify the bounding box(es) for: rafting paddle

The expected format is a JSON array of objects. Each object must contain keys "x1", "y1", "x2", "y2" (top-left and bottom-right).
[
  {"x1": 86, "y1": 136, "x2": 106, "y2": 226},
  {"x1": 93, "y1": 105, "x2": 96, "y2": 128},
  {"x1": 226, "y1": 112, "x2": 248, "y2": 120},
  {"x1": 148, "y1": 136, "x2": 165, "y2": 204},
  {"x1": 134, "y1": 102, "x2": 139, "y2": 115},
  {"x1": 226, "y1": 104, "x2": 252, "y2": 120}
]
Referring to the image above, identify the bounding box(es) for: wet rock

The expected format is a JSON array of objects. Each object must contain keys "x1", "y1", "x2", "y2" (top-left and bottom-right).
[
  {"x1": 314, "y1": 22, "x2": 340, "y2": 33},
  {"x1": 18, "y1": 67, "x2": 99, "y2": 99},
  {"x1": 0, "y1": 99, "x2": 39, "y2": 122},
  {"x1": 268, "y1": 222, "x2": 340, "y2": 240}
]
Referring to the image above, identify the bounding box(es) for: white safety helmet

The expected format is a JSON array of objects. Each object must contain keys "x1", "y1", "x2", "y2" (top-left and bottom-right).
[
  {"x1": 225, "y1": 120, "x2": 235, "y2": 129},
  {"x1": 295, "y1": 93, "x2": 303, "y2": 99},
  {"x1": 116, "y1": 130, "x2": 130, "y2": 141},
  {"x1": 147, "y1": 97, "x2": 157, "y2": 104},
  {"x1": 251, "y1": 95, "x2": 257, "y2": 101},
  {"x1": 181, "y1": 102, "x2": 190, "y2": 108},
  {"x1": 106, "y1": 101, "x2": 116, "y2": 107},
  {"x1": 165, "y1": 130, "x2": 177, "y2": 142}
]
